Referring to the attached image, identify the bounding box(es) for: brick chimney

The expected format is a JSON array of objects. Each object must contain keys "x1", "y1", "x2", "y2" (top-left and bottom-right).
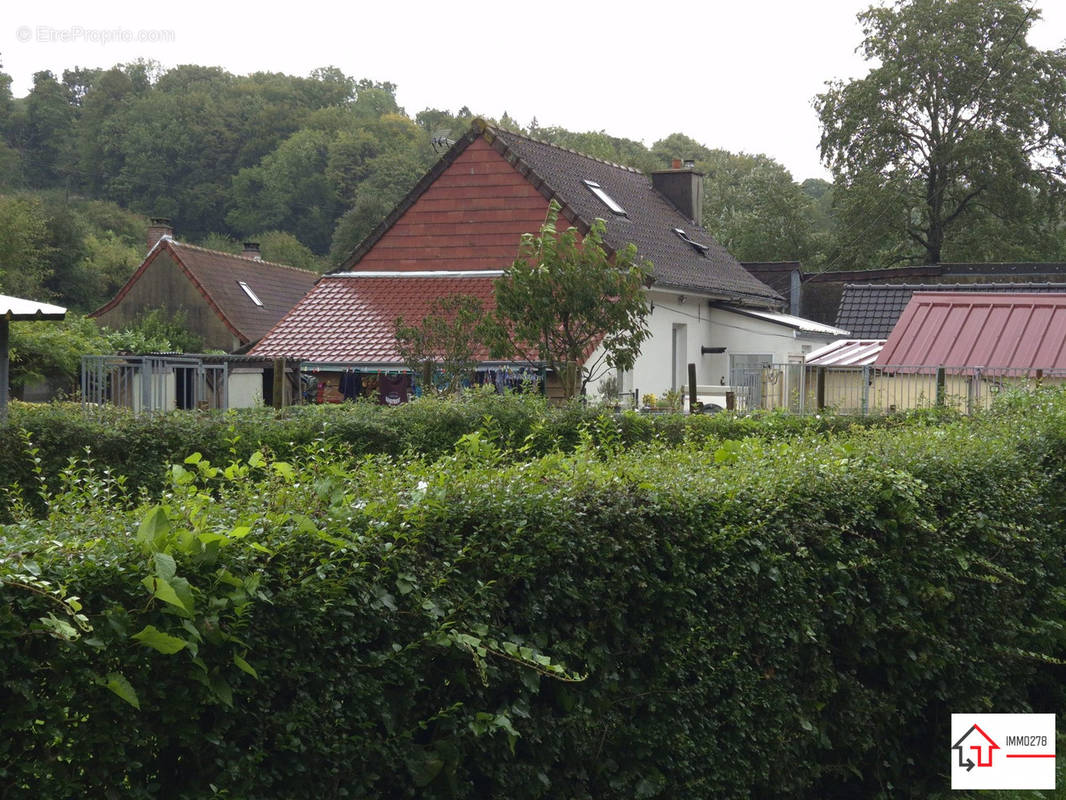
[
  {"x1": 147, "y1": 217, "x2": 173, "y2": 251},
  {"x1": 242, "y1": 241, "x2": 262, "y2": 261},
  {"x1": 651, "y1": 162, "x2": 704, "y2": 226}
]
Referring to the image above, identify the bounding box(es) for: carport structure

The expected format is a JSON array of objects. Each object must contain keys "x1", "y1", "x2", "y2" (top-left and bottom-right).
[{"x1": 0, "y1": 294, "x2": 67, "y2": 423}]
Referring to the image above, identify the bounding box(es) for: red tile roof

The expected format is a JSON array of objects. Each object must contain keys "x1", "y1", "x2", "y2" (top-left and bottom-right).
[
  {"x1": 341, "y1": 120, "x2": 781, "y2": 305},
  {"x1": 875, "y1": 292, "x2": 1066, "y2": 371},
  {"x1": 250, "y1": 272, "x2": 500, "y2": 364}
]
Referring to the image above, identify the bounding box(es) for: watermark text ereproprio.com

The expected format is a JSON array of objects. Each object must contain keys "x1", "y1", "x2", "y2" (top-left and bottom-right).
[{"x1": 16, "y1": 26, "x2": 175, "y2": 45}]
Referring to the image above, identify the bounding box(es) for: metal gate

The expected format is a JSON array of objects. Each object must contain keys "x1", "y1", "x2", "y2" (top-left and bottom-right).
[{"x1": 81, "y1": 355, "x2": 228, "y2": 414}]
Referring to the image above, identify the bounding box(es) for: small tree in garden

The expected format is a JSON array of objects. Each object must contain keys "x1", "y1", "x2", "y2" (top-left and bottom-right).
[
  {"x1": 394, "y1": 293, "x2": 486, "y2": 395},
  {"x1": 485, "y1": 200, "x2": 652, "y2": 399}
]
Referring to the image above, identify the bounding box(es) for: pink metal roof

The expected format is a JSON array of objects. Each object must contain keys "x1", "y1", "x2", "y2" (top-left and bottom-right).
[
  {"x1": 249, "y1": 272, "x2": 500, "y2": 364},
  {"x1": 875, "y1": 292, "x2": 1066, "y2": 371}
]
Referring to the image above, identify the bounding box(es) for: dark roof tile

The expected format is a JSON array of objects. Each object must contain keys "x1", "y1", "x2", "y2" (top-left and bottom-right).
[
  {"x1": 340, "y1": 120, "x2": 780, "y2": 305},
  {"x1": 488, "y1": 126, "x2": 780, "y2": 304},
  {"x1": 836, "y1": 282, "x2": 1066, "y2": 339},
  {"x1": 92, "y1": 239, "x2": 318, "y2": 345}
]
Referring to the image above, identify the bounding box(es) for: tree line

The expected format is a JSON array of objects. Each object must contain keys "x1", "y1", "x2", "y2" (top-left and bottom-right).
[{"x1": 0, "y1": 0, "x2": 1063, "y2": 317}]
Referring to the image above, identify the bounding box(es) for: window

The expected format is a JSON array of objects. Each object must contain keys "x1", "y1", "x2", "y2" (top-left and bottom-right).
[
  {"x1": 583, "y1": 180, "x2": 626, "y2": 215},
  {"x1": 237, "y1": 280, "x2": 264, "y2": 306}
]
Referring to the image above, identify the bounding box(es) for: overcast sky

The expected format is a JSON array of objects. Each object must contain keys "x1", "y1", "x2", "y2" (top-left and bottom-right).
[{"x1": 4, "y1": 1, "x2": 1065, "y2": 182}]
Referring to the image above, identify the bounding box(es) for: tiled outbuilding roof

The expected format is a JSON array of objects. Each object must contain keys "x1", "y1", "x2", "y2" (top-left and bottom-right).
[
  {"x1": 876, "y1": 292, "x2": 1066, "y2": 371},
  {"x1": 836, "y1": 282, "x2": 1066, "y2": 339},
  {"x1": 251, "y1": 272, "x2": 499, "y2": 364},
  {"x1": 92, "y1": 238, "x2": 318, "y2": 345},
  {"x1": 341, "y1": 120, "x2": 781, "y2": 306}
]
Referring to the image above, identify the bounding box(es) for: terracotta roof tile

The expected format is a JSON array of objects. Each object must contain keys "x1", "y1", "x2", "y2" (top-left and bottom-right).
[
  {"x1": 250, "y1": 273, "x2": 499, "y2": 364},
  {"x1": 340, "y1": 120, "x2": 781, "y2": 305}
]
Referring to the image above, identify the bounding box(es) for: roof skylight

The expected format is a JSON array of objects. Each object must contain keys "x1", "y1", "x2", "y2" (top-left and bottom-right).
[
  {"x1": 238, "y1": 280, "x2": 264, "y2": 306},
  {"x1": 583, "y1": 180, "x2": 626, "y2": 216}
]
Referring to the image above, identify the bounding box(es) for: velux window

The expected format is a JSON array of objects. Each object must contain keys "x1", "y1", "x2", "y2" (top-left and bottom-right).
[
  {"x1": 237, "y1": 280, "x2": 264, "y2": 306},
  {"x1": 583, "y1": 180, "x2": 626, "y2": 216}
]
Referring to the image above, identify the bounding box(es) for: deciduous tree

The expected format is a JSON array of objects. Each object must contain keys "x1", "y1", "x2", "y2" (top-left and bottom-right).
[
  {"x1": 395, "y1": 294, "x2": 486, "y2": 395},
  {"x1": 816, "y1": 0, "x2": 1066, "y2": 265},
  {"x1": 485, "y1": 201, "x2": 651, "y2": 398}
]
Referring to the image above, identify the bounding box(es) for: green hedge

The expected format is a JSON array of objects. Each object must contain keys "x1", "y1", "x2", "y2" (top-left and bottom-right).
[
  {"x1": 2, "y1": 392, "x2": 1064, "y2": 798},
  {"x1": 0, "y1": 394, "x2": 925, "y2": 513}
]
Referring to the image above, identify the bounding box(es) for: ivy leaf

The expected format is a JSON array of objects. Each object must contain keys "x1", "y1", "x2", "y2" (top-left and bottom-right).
[
  {"x1": 100, "y1": 672, "x2": 140, "y2": 709},
  {"x1": 132, "y1": 624, "x2": 188, "y2": 654}
]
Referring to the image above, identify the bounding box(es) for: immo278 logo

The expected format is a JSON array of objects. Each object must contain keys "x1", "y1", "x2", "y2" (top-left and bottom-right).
[{"x1": 950, "y1": 714, "x2": 1055, "y2": 790}]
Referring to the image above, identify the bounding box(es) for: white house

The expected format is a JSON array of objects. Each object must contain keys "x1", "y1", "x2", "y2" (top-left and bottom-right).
[{"x1": 251, "y1": 119, "x2": 843, "y2": 405}]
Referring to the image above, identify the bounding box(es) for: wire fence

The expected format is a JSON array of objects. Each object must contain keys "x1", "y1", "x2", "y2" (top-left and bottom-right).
[{"x1": 722, "y1": 364, "x2": 1066, "y2": 415}]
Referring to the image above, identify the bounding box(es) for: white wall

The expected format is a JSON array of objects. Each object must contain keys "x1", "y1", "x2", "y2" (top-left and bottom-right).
[
  {"x1": 587, "y1": 292, "x2": 840, "y2": 405},
  {"x1": 229, "y1": 369, "x2": 264, "y2": 408}
]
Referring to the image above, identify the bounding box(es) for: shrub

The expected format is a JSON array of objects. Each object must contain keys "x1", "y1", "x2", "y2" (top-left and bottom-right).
[{"x1": 2, "y1": 391, "x2": 1066, "y2": 797}]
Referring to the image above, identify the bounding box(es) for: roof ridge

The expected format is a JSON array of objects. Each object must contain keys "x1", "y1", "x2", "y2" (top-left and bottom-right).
[
  {"x1": 845, "y1": 281, "x2": 1066, "y2": 289},
  {"x1": 483, "y1": 120, "x2": 645, "y2": 175},
  {"x1": 169, "y1": 239, "x2": 318, "y2": 276}
]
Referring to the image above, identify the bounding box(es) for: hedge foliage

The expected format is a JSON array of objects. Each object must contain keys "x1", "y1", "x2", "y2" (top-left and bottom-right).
[
  {"x1": 2, "y1": 390, "x2": 1065, "y2": 798},
  {"x1": 0, "y1": 393, "x2": 935, "y2": 513}
]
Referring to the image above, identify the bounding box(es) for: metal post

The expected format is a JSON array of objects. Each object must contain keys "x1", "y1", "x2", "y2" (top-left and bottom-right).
[
  {"x1": 936, "y1": 366, "x2": 946, "y2": 407},
  {"x1": 272, "y1": 358, "x2": 285, "y2": 409},
  {"x1": 968, "y1": 367, "x2": 981, "y2": 415},
  {"x1": 816, "y1": 367, "x2": 826, "y2": 411},
  {"x1": 687, "y1": 362, "x2": 697, "y2": 414},
  {"x1": 861, "y1": 364, "x2": 870, "y2": 416},
  {"x1": 0, "y1": 317, "x2": 8, "y2": 424}
]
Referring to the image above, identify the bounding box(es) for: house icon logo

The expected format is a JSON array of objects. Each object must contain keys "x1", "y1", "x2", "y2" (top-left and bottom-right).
[
  {"x1": 951, "y1": 713, "x2": 1056, "y2": 790},
  {"x1": 952, "y1": 723, "x2": 1000, "y2": 771}
]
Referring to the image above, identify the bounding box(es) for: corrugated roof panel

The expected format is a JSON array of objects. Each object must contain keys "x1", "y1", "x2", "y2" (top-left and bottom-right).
[
  {"x1": 1, "y1": 294, "x2": 66, "y2": 320},
  {"x1": 953, "y1": 303, "x2": 987, "y2": 366},
  {"x1": 717, "y1": 305, "x2": 850, "y2": 336},
  {"x1": 806, "y1": 339, "x2": 885, "y2": 366},
  {"x1": 876, "y1": 292, "x2": 1066, "y2": 370}
]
